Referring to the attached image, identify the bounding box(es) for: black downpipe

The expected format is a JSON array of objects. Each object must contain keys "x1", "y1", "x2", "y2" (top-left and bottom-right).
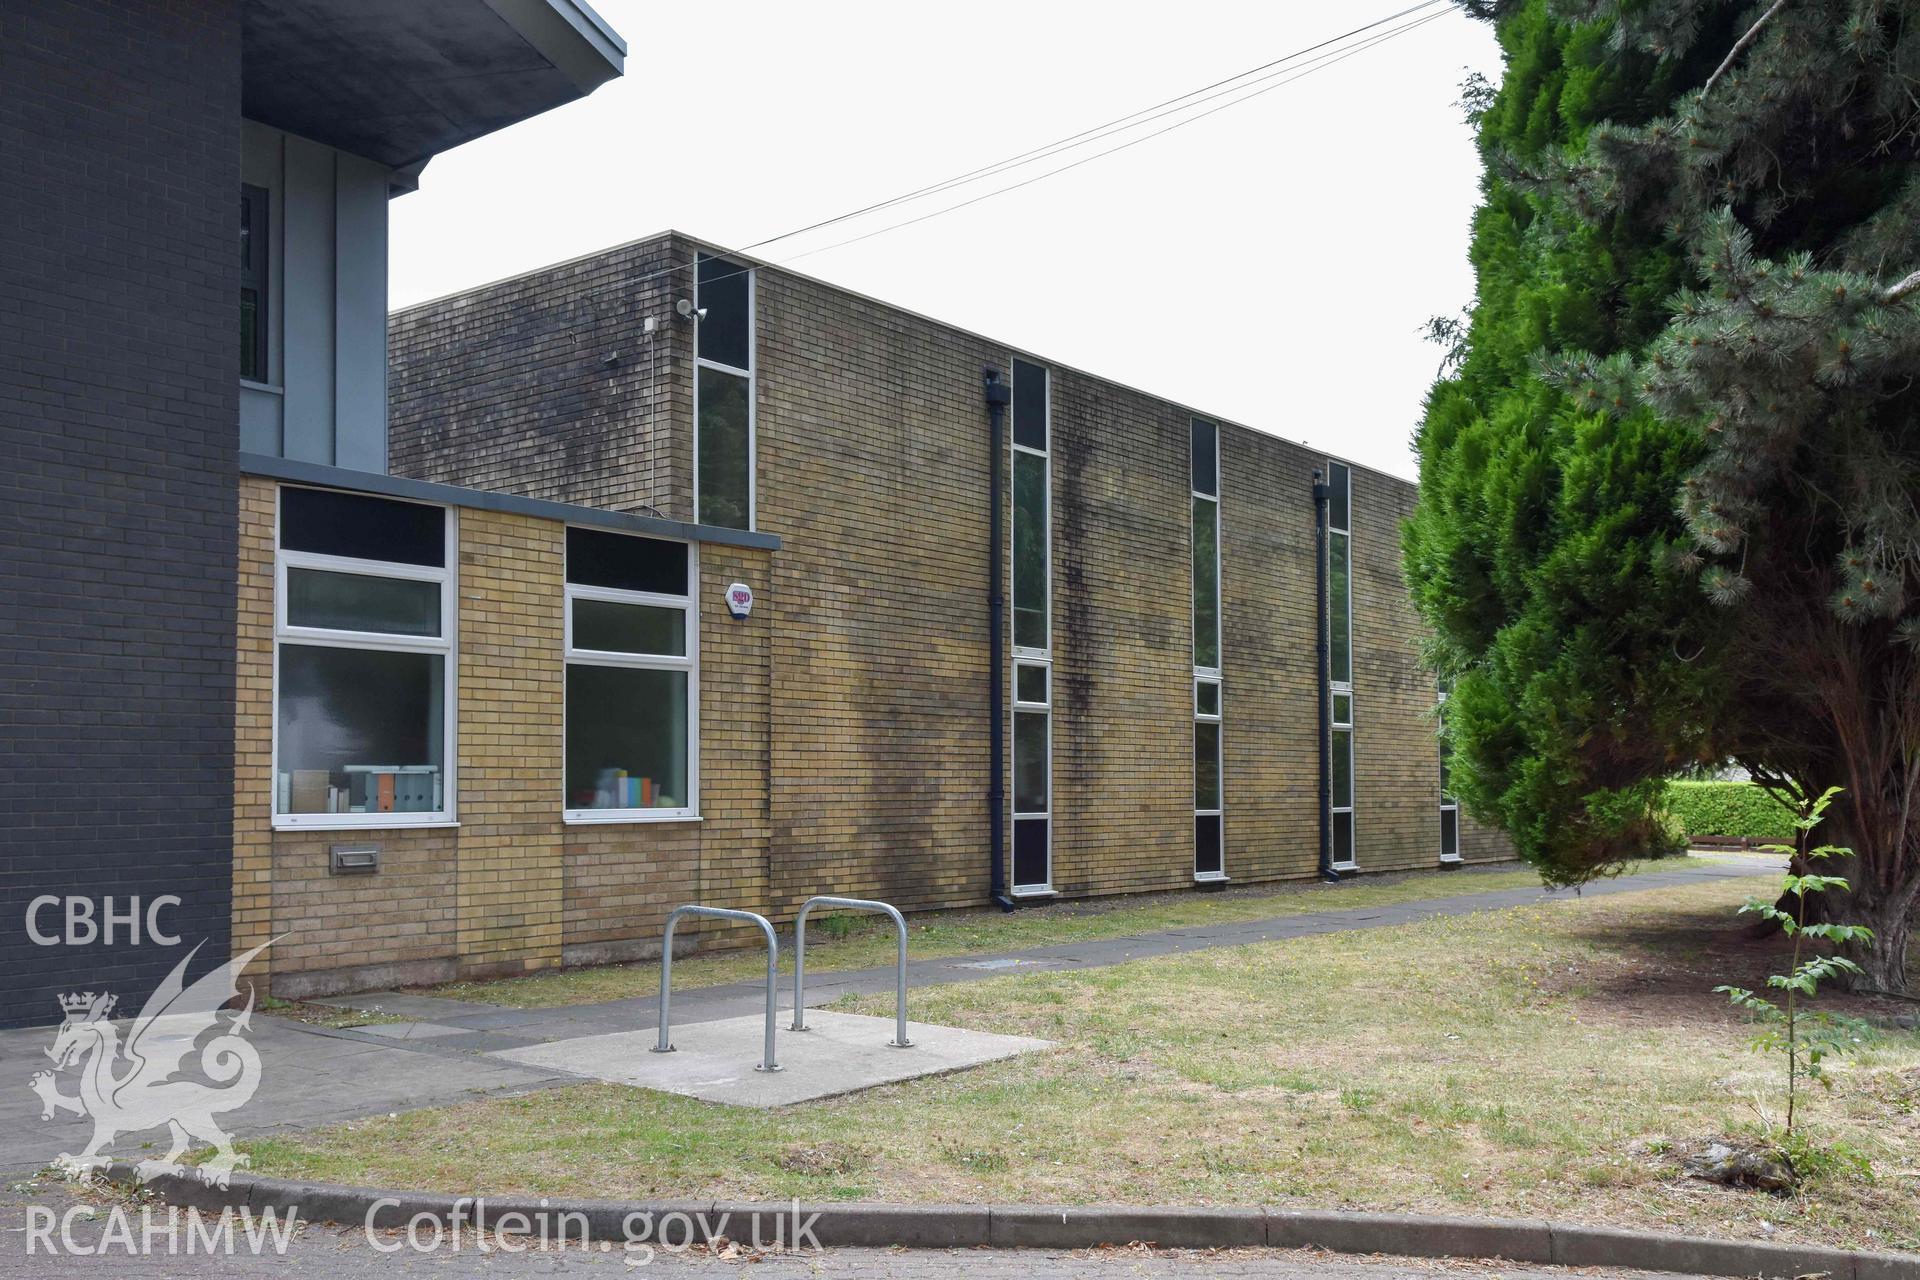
[
  {"x1": 985, "y1": 368, "x2": 1016, "y2": 911},
  {"x1": 1313, "y1": 468, "x2": 1339, "y2": 883}
]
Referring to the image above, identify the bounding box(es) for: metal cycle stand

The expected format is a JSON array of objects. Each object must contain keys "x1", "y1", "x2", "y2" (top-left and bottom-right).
[
  {"x1": 790, "y1": 895, "x2": 912, "y2": 1048},
  {"x1": 651, "y1": 904, "x2": 781, "y2": 1072}
]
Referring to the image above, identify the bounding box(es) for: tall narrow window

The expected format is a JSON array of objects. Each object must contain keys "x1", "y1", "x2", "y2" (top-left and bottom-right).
[
  {"x1": 273, "y1": 486, "x2": 453, "y2": 826},
  {"x1": 1327, "y1": 461, "x2": 1356, "y2": 868},
  {"x1": 240, "y1": 184, "x2": 269, "y2": 383},
  {"x1": 1010, "y1": 358, "x2": 1052, "y2": 893},
  {"x1": 695, "y1": 253, "x2": 754, "y2": 530},
  {"x1": 564, "y1": 527, "x2": 698, "y2": 821},
  {"x1": 1438, "y1": 680, "x2": 1460, "y2": 861},
  {"x1": 1192, "y1": 418, "x2": 1224, "y2": 880}
]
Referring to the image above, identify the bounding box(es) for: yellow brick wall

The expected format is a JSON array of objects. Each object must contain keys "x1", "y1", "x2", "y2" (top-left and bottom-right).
[
  {"x1": 1044, "y1": 373, "x2": 1200, "y2": 897},
  {"x1": 1219, "y1": 430, "x2": 1324, "y2": 882},
  {"x1": 755, "y1": 272, "x2": 1000, "y2": 916},
  {"x1": 370, "y1": 233, "x2": 1516, "y2": 980},
  {"x1": 233, "y1": 476, "x2": 777, "y2": 996},
  {"x1": 561, "y1": 543, "x2": 774, "y2": 961},
  {"x1": 232, "y1": 480, "x2": 275, "y2": 968},
  {"x1": 452, "y1": 508, "x2": 565, "y2": 977}
]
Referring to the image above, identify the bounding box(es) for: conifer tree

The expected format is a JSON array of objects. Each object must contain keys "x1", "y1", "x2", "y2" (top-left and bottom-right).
[{"x1": 1408, "y1": 0, "x2": 1920, "y2": 992}]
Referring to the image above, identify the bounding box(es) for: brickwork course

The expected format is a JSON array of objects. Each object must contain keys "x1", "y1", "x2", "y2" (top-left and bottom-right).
[
  {"x1": 1, "y1": 0, "x2": 241, "y2": 1028},
  {"x1": 358, "y1": 231, "x2": 1515, "y2": 991}
]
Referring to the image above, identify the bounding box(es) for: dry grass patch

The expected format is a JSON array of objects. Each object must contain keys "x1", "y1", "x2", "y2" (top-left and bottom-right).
[
  {"x1": 237, "y1": 874, "x2": 1920, "y2": 1253},
  {"x1": 420, "y1": 860, "x2": 1667, "y2": 1009}
]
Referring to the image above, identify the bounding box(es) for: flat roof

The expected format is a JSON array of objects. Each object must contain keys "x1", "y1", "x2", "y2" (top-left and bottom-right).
[
  {"x1": 242, "y1": 454, "x2": 782, "y2": 552},
  {"x1": 242, "y1": 0, "x2": 625, "y2": 173}
]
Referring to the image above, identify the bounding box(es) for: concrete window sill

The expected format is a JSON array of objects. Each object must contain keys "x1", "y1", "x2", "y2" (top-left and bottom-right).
[{"x1": 271, "y1": 818, "x2": 459, "y2": 832}]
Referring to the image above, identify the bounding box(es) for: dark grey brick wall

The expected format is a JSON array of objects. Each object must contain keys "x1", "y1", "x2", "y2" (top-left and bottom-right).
[{"x1": 1, "y1": 0, "x2": 240, "y2": 1028}]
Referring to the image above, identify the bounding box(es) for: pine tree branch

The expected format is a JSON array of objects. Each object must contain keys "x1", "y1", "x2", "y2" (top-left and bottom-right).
[
  {"x1": 1701, "y1": 0, "x2": 1788, "y2": 101},
  {"x1": 1883, "y1": 268, "x2": 1920, "y2": 304}
]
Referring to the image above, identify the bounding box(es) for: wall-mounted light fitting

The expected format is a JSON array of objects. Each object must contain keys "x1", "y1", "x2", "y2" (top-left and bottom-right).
[{"x1": 675, "y1": 298, "x2": 707, "y2": 322}]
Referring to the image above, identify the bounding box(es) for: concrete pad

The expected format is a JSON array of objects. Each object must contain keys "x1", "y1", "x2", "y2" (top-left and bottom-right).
[
  {"x1": 306, "y1": 991, "x2": 504, "y2": 1018},
  {"x1": 487, "y1": 1010, "x2": 1053, "y2": 1107},
  {"x1": 349, "y1": 1020, "x2": 474, "y2": 1040}
]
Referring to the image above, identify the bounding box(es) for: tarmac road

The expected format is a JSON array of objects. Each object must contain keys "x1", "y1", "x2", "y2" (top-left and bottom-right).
[{"x1": 0, "y1": 1179, "x2": 1715, "y2": 1280}]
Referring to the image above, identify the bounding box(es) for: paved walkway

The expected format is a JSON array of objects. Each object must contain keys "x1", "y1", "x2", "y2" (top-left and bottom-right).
[{"x1": 0, "y1": 857, "x2": 1772, "y2": 1174}]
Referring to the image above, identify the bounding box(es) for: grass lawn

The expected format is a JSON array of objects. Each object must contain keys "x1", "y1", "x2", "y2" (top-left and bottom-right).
[
  {"x1": 418, "y1": 859, "x2": 1669, "y2": 1009},
  {"x1": 238, "y1": 871, "x2": 1920, "y2": 1252}
]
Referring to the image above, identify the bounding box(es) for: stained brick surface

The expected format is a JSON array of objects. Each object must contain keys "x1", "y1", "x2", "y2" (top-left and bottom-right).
[
  {"x1": 370, "y1": 232, "x2": 1512, "y2": 982},
  {"x1": 233, "y1": 476, "x2": 777, "y2": 993}
]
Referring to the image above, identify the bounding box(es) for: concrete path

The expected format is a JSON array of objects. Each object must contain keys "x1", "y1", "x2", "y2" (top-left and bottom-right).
[
  {"x1": 317, "y1": 854, "x2": 1773, "y2": 1047},
  {"x1": 0, "y1": 856, "x2": 1774, "y2": 1175}
]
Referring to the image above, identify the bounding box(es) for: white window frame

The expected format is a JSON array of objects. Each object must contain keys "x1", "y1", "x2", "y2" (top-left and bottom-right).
[
  {"x1": 271, "y1": 489, "x2": 458, "y2": 831},
  {"x1": 1327, "y1": 461, "x2": 1353, "y2": 689},
  {"x1": 1327, "y1": 460, "x2": 1357, "y2": 870},
  {"x1": 1438, "y1": 684, "x2": 1460, "y2": 863},
  {"x1": 562, "y1": 535, "x2": 700, "y2": 824},
  {"x1": 1193, "y1": 418, "x2": 1225, "y2": 881},
  {"x1": 1330, "y1": 686, "x2": 1357, "y2": 872},
  {"x1": 1011, "y1": 659, "x2": 1054, "y2": 897},
  {"x1": 1009, "y1": 382, "x2": 1051, "y2": 664},
  {"x1": 691, "y1": 256, "x2": 756, "y2": 533},
  {"x1": 1194, "y1": 675, "x2": 1226, "y2": 883},
  {"x1": 1009, "y1": 357, "x2": 1054, "y2": 896}
]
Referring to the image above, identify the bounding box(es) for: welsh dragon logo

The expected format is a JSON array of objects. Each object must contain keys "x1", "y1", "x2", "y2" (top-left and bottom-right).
[{"x1": 31, "y1": 940, "x2": 273, "y2": 1186}]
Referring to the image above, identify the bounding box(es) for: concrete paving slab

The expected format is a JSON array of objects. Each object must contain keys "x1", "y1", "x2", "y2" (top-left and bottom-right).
[
  {"x1": 306, "y1": 992, "x2": 506, "y2": 1018},
  {"x1": 349, "y1": 1021, "x2": 475, "y2": 1041},
  {"x1": 487, "y1": 1010, "x2": 1053, "y2": 1107}
]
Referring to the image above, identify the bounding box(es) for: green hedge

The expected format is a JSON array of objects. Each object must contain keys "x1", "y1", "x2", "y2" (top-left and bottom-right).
[{"x1": 1663, "y1": 781, "x2": 1798, "y2": 842}]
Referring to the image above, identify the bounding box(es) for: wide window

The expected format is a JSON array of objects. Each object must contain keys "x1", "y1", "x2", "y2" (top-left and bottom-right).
[
  {"x1": 695, "y1": 253, "x2": 754, "y2": 531},
  {"x1": 1193, "y1": 418, "x2": 1224, "y2": 880},
  {"x1": 241, "y1": 183, "x2": 268, "y2": 383},
  {"x1": 564, "y1": 527, "x2": 697, "y2": 821},
  {"x1": 1010, "y1": 357, "x2": 1052, "y2": 893},
  {"x1": 274, "y1": 486, "x2": 453, "y2": 826}
]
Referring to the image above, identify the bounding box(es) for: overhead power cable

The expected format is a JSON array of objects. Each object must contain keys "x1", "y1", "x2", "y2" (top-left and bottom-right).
[
  {"x1": 780, "y1": 8, "x2": 1454, "y2": 265},
  {"x1": 742, "y1": 0, "x2": 1452, "y2": 254},
  {"x1": 455, "y1": 1, "x2": 1461, "y2": 305}
]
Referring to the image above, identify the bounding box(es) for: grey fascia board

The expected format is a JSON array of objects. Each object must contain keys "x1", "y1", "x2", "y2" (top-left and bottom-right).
[
  {"x1": 239, "y1": 454, "x2": 779, "y2": 552},
  {"x1": 484, "y1": 0, "x2": 626, "y2": 91}
]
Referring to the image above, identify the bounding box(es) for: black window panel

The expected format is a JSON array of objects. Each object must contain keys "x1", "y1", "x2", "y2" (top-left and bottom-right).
[
  {"x1": 241, "y1": 184, "x2": 268, "y2": 383},
  {"x1": 1333, "y1": 811, "x2": 1355, "y2": 863},
  {"x1": 1441, "y1": 808, "x2": 1460, "y2": 858},
  {"x1": 1191, "y1": 419, "x2": 1218, "y2": 496},
  {"x1": 280, "y1": 486, "x2": 444, "y2": 566},
  {"x1": 1012, "y1": 358, "x2": 1048, "y2": 451},
  {"x1": 696, "y1": 253, "x2": 752, "y2": 372},
  {"x1": 696, "y1": 365, "x2": 752, "y2": 530},
  {"x1": 1328, "y1": 461, "x2": 1351, "y2": 531},
  {"x1": 566, "y1": 526, "x2": 688, "y2": 595},
  {"x1": 1195, "y1": 721, "x2": 1222, "y2": 811},
  {"x1": 1195, "y1": 814, "x2": 1223, "y2": 876},
  {"x1": 1013, "y1": 816, "x2": 1049, "y2": 887}
]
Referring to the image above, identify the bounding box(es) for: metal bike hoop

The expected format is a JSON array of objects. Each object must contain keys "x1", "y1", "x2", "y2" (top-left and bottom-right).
[{"x1": 790, "y1": 896, "x2": 912, "y2": 1048}]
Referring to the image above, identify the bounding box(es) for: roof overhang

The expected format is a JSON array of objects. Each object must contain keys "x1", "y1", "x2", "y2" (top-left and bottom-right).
[{"x1": 241, "y1": 0, "x2": 624, "y2": 186}]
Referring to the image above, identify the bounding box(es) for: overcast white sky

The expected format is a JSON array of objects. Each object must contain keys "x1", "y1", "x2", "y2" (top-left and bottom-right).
[{"x1": 389, "y1": 2, "x2": 1502, "y2": 481}]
